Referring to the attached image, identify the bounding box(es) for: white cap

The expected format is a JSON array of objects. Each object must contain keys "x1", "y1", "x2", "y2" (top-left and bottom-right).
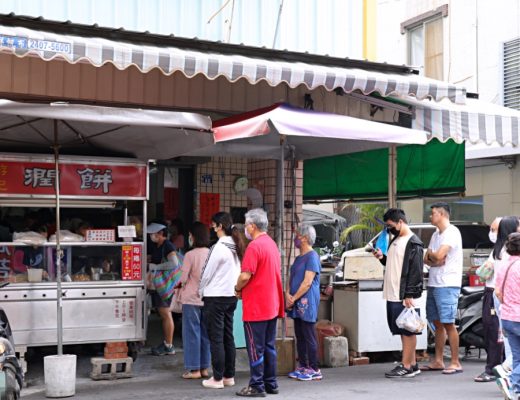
[{"x1": 147, "y1": 223, "x2": 166, "y2": 234}]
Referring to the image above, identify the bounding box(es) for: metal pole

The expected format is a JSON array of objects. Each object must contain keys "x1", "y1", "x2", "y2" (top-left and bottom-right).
[
  {"x1": 388, "y1": 145, "x2": 397, "y2": 208},
  {"x1": 277, "y1": 137, "x2": 286, "y2": 339},
  {"x1": 53, "y1": 120, "x2": 63, "y2": 356}
]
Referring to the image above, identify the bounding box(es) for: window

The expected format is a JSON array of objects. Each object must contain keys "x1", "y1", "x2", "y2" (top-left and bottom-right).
[
  {"x1": 402, "y1": 5, "x2": 448, "y2": 80},
  {"x1": 504, "y1": 37, "x2": 520, "y2": 110}
]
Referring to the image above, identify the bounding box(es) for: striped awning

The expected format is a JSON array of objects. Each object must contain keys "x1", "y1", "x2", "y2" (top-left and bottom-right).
[
  {"x1": 399, "y1": 97, "x2": 520, "y2": 147},
  {"x1": 0, "y1": 23, "x2": 467, "y2": 104}
]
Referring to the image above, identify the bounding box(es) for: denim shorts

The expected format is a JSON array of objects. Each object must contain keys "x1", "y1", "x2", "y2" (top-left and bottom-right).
[{"x1": 426, "y1": 286, "x2": 460, "y2": 324}]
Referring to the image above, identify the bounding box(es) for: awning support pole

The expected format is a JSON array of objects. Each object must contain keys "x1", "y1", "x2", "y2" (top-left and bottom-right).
[
  {"x1": 388, "y1": 145, "x2": 397, "y2": 208},
  {"x1": 277, "y1": 137, "x2": 286, "y2": 339},
  {"x1": 53, "y1": 120, "x2": 63, "y2": 357}
]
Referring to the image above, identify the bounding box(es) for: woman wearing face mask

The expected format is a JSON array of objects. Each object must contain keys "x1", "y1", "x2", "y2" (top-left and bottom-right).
[
  {"x1": 147, "y1": 221, "x2": 180, "y2": 356},
  {"x1": 178, "y1": 222, "x2": 211, "y2": 379},
  {"x1": 199, "y1": 212, "x2": 246, "y2": 389},
  {"x1": 474, "y1": 216, "x2": 517, "y2": 383},
  {"x1": 285, "y1": 224, "x2": 322, "y2": 382}
]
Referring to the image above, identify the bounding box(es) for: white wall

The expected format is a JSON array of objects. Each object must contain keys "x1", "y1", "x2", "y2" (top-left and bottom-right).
[
  {"x1": 376, "y1": 0, "x2": 520, "y2": 103},
  {"x1": 376, "y1": 0, "x2": 520, "y2": 221}
]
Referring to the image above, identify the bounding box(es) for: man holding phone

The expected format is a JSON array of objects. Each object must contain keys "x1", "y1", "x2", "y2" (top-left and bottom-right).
[{"x1": 373, "y1": 208, "x2": 424, "y2": 378}]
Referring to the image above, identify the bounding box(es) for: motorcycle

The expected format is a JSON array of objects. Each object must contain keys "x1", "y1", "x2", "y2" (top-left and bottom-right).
[
  {"x1": 0, "y1": 282, "x2": 23, "y2": 399},
  {"x1": 456, "y1": 285, "x2": 485, "y2": 352}
]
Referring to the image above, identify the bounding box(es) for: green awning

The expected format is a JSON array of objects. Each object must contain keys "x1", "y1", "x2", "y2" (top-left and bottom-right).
[{"x1": 303, "y1": 139, "x2": 465, "y2": 200}]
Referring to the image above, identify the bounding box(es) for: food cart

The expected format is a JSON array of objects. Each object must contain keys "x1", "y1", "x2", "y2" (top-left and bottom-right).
[{"x1": 0, "y1": 153, "x2": 148, "y2": 357}]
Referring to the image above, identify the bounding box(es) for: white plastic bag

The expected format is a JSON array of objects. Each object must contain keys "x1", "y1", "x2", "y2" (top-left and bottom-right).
[{"x1": 396, "y1": 307, "x2": 426, "y2": 333}]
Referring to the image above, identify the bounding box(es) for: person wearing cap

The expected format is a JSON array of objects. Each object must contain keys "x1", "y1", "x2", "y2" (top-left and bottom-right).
[{"x1": 147, "y1": 221, "x2": 180, "y2": 356}]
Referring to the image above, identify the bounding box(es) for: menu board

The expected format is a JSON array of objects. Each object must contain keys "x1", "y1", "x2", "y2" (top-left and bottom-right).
[
  {"x1": 199, "y1": 193, "x2": 220, "y2": 226},
  {"x1": 86, "y1": 229, "x2": 115, "y2": 242}
]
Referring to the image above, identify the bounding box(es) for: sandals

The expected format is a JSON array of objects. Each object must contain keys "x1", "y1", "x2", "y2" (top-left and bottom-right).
[
  {"x1": 474, "y1": 372, "x2": 495, "y2": 382},
  {"x1": 201, "y1": 369, "x2": 209, "y2": 378},
  {"x1": 182, "y1": 370, "x2": 202, "y2": 379}
]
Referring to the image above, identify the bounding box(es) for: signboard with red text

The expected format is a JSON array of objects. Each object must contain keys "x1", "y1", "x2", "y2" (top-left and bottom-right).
[{"x1": 0, "y1": 161, "x2": 146, "y2": 198}]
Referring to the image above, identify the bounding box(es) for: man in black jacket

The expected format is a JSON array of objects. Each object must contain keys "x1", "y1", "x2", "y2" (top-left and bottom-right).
[{"x1": 373, "y1": 208, "x2": 424, "y2": 378}]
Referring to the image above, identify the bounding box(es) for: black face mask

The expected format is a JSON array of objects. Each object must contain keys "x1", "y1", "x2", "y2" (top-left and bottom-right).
[{"x1": 389, "y1": 227, "x2": 400, "y2": 236}]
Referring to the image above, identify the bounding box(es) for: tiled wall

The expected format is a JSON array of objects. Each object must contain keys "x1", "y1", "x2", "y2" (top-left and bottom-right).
[
  {"x1": 196, "y1": 156, "x2": 303, "y2": 263},
  {"x1": 195, "y1": 157, "x2": 249, "y2": 220}
]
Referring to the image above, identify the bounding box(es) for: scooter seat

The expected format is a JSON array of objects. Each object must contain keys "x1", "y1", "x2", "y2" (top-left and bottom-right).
[{"x1": 461, "y1": 286, "x2": 485, "y2": 296}]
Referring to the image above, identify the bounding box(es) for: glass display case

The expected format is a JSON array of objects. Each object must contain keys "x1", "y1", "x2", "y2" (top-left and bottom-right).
[{"x1": 0, "y1": 154, "x2": 148, "y2": 349}]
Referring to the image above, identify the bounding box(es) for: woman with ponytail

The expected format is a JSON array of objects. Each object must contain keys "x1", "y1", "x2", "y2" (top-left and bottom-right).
[{"x1": 199, "y1": 212, "x2": 245, "y2": 389}]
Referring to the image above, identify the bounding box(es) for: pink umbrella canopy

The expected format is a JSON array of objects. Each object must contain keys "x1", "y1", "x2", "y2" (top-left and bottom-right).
[{"x1": 192, "y1": 103, "x2": 427, "y2": 160}]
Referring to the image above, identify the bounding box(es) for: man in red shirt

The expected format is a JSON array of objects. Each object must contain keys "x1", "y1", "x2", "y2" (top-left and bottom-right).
[{"x1": 235, "y1": 208, "x2": 284, "y2": 397}]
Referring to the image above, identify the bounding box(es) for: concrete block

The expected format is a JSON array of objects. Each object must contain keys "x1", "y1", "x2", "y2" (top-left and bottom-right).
[
  {"x1": 323, "y1": 336, "x2": 349, "y2": 368},
  {"x1": 90, "y1": 357, "x2": 133, "y2": 380},
  {"x1": 275, "y1": 337, "x2": 295, "y2": 376},
  {"x1": 44, "y1": 354, "x2": 77, "y2": 398}
]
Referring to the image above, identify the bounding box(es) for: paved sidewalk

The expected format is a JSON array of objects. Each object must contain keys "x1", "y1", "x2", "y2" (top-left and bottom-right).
[{"x1": 21, "y1": 347, "x2": 505, "y2": 399}]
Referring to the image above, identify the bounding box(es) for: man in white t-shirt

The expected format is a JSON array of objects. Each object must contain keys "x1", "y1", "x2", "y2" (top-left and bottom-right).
[
  {"x1": 421, "y1": 202, "x2": 463, "y2": 375},
  {"x1": 373, "y1": 208, "x2": 424, "y2": 378}
]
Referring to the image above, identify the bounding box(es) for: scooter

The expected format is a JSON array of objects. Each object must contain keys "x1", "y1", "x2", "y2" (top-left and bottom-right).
[
  {"x1": 456, "y1": 285, "x2": 485, "y2": 352},
  {"x1": 0, "y1": 282, "x2": 23, "y2": 399}
]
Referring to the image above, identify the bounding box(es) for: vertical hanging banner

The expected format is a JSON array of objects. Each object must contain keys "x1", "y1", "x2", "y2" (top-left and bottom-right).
[
  {"x1": 121, "y1": 245, "x2": 142, "y2": 281},
  {"x1": 199, "y1": 193, "x2": 220, "y2": 226}
]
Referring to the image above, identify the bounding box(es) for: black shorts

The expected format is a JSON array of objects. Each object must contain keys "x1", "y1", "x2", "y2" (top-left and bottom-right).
[
  {"x1": 150, "y1": 291, "x2": 172, "y2": 308},
  {"x1": 386, "y1": 301, "x2": 422, "y2": 337}
]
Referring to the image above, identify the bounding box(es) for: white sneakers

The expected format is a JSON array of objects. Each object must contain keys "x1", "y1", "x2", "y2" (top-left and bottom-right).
[
  {"x1": 202, "y1": 376, "x2": 235, "y2": 389},
  {"x1": 202, "y1": 377, "x2": 224, "y2": 389},
  {"x1": 223, "y1": 377, "x2": 236, "y2": 387}
]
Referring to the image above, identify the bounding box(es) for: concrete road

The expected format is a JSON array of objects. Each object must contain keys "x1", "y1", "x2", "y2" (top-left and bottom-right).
[{"x1": 21, "y1": 348, "x2": 506, "y2": 400}]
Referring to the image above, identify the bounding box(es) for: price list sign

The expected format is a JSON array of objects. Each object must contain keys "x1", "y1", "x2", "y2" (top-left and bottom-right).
[{"x1": 121, "y1": 245, "x2": 142, "y2": 281}]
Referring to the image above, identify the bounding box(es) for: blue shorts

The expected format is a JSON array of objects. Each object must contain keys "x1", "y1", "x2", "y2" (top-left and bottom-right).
[{"x1": 426, "y1": 286, "x2": 460, "y2": 324}]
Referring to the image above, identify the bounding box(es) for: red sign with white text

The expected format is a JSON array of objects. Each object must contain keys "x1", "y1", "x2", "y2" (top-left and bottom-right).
[
  {"x1": 0, "y1": 161, "x2": 146, "y2": 198},
  {"x1": 121, "y1": 245, "x2": 142, "y2": 281}
]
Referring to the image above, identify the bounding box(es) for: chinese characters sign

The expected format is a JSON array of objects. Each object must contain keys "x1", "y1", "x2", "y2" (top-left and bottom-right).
[
  {"x1": 199, "y1": 193, "x2": 220, "y2": 226},
  {"x1": 0, "y1": 161, "x2": 146, "y2": 198},
  {"x1": 121, "y1": 245, "x2": 142, "y2": 281},
  {"x1": 114, "y1": 299, "x2": 135, "y2": 323}
]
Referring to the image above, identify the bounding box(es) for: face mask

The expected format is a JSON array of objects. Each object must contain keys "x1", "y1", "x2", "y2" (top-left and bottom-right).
[
  {"x1": 244, "y1": 227, "x2": 253, "y2": 241},
  {"x1": 188, "y1": 235, "x2": 194, "y2": 247},
  {"x1": 489, "y1": 231, "x2": 497, "y2": 244},
  {"x1": 294, "y1": 237, "x2": 302, "y2": 249},
  {"x1": 388, "y1": 224, "x2": 400, "y2": 237},
  {"x1": 150, "y1": 233, "x2": 159, "y2": 243}
]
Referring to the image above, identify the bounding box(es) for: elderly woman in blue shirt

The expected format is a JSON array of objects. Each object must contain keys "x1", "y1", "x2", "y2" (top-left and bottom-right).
[{"x1": 285, "y1": 224, "x2": 322, "y2": 382}]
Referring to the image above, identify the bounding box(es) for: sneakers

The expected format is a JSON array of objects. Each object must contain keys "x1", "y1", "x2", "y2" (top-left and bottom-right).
[
  {"x1": 288, "y1": 367, "x2": 305, "y2": 379},
  {"x1": 202, "y1": 377, "x2": 224, "y2": 389},
  {"x1": 296, "y1": 368, "x2": 323, "y2": 381},
  {"x1": 223, "y1": 377, "x2": 235, "y2": 387},
  {"x1": 151, "y1": 342, "x2": 175, "y2": 356},
  {"x1": 236, "y1": 386, "x2": 266, "y2": 397},
  {"x1": 385, "y1": 364, "x2": 417, "y2": 378},
  {"x1": 496, "y1": 377, "x2": 512, "y2": 400}
]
